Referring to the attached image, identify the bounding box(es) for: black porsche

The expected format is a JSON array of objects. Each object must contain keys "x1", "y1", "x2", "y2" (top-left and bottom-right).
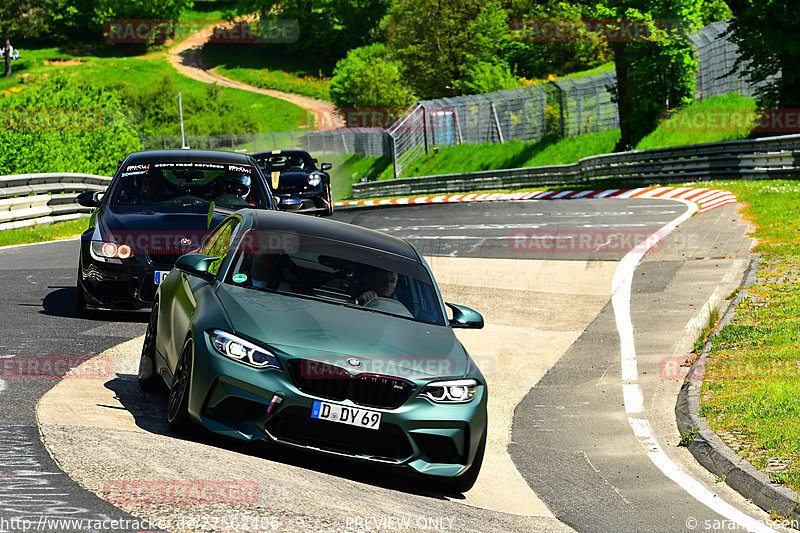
[
  {"x1": 252, "y1": 150, "x2": 334, "y2": 217},
  {"x1": 75, "y1": 149, "x2": 296, "y2": 314}
]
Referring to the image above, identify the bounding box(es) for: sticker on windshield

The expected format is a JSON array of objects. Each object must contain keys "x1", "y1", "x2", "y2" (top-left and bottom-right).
[
  {"x1": 125, "y1": 164, "x2": 150, "y2": 172},
  {"x1": 152, "y1": 162, "x2": 226, "y2": 170},
  {"x1": 272, "y1": 150, "x2": 281, "y2": 154},
  {"x1": 228, "y1": 165, "x2": 251, "y2": 173},
  {"x1": 232, "y1": 273, "x2": 248, "y2": 283}
]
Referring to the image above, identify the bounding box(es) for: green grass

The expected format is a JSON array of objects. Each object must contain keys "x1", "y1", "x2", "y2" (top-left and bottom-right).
[
  {"x1": 202, "y1": 43, "x2": 334, "y2": 101},
  {"x1": 1, "y1": 45, "x2": 309, "y2": 136},
  {"x1": 0, "y1": 218, "x2": 88, "y2": 247},
  {"x1": 179, "y1": 0, "x2": 238, "y2": 23},
  {"x1": 698, "y1": 179, "x2": 800, "y2": 492},
  {"x1": 372, "y1": 130, "x2": 621, "y2": 181},
  {"x1": 636, "y1": 93, "x2": 757, "y2": 150}
]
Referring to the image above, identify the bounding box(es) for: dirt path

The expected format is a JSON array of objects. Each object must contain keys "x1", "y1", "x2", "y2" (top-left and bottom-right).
[{"x1": 168, "y1": 21, "x2": 344, "y2": 131}]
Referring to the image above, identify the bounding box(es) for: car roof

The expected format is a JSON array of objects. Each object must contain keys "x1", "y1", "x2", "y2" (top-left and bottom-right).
[
  {"x1": 244, "y1": 210, "x2": 419, "y2": 261},
  {"x1": 126, "y1": 150, "x2": 256, "y2": 164}
]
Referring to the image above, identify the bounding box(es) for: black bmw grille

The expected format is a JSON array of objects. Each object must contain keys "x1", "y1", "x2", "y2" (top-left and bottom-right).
[
  {"x1": 288, "y1": 360, "x2": 415, "y2": 410},
  {"x1": 146, "y1": 249, "x2": 186, "y2": 267},
  {"x1": 266, "y1": 407, "x2": 413, "y2": 462}
]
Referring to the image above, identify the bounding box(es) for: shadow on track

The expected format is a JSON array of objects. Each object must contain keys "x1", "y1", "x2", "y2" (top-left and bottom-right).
[
  {"x1": 105, "y1": 374, "x2": 455, "y2": 499},
  {"x1": 40, "y1": 287, "x2": 148, "y2": 323}
]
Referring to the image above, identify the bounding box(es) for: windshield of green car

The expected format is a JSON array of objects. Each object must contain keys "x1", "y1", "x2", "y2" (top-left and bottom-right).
[
  {"x1": 225, "y1": 230, "x2": 446, "y2": 326},
  {"x1": 108, "y1": 161, "x2": 270, "y2": 210}
]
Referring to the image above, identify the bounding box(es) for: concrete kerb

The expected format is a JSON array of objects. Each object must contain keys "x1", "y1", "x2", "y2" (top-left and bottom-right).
[{"x1": 675, "y1": 254, "x2": 800, "y2": 525}]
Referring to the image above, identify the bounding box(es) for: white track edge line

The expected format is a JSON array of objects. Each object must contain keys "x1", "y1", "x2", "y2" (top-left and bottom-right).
[{"x1": 611, "y1": 199, "x2": 777, "y2": 533}]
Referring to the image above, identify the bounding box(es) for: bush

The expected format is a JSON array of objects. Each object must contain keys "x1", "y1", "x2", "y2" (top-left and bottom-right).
[
  {"x1": 0, "y1": 73, "x2": 140, "y2": 175},
  {"x1": 330, "y1": 44, "x2": 415, "y2": 113}
]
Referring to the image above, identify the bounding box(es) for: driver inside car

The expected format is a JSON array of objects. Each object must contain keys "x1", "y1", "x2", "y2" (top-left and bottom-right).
[
  {"x1": 355, "y1": 268, "x2": 398, "y2": 305},
  {"x1": 215, "y1": 173, "x2": 251, "y2": 207}
]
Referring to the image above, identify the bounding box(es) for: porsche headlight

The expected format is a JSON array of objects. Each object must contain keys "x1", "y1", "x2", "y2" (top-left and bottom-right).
[
  {"x1": 418, "y1": 379, "x2": 479, "y2": 404},
  {"x1": 91, "y1": 240, "x2": 133, "y2": 260},
  {"x1": 208, "y1": 330, "x2": 280, "y2": 369},
  {"x1": 307, "y1": 173, "x2": 322, "y2": 187}
]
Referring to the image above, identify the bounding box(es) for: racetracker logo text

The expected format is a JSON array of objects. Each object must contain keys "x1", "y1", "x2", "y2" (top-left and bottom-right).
[
  {"x1": 102, "y1": 480, "x2": 259, "y2": 505},
  {"x1": 0, "y1": 355, "x2": 112, "y2": 379},
  {"x1": 509, "y1": 229, "x2": 664, "y2": 254}
]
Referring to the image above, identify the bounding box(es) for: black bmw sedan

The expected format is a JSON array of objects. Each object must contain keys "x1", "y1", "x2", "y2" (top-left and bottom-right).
[
  {"x1": 75, "y1": 149, "x2": 293, "y2": 314},
  {"x1": 252, "y1": 150, "x2": 333, "y2": 216}
]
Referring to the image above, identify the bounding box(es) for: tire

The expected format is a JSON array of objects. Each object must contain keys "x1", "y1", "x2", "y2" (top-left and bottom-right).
[
  {"x1": 441, "y1": 428, "x2": 486, "y2": 493},
  {"x1": 138, "y1": 303, "x2": 162, "y2": 392},
  {"x1": 167, "y1": 340, "x2": 193, "y2": 433}
]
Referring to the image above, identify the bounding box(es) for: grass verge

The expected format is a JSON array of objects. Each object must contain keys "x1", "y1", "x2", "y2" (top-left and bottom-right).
[
  {"x1": 202, "y1": 43, "x2": 334, "y2": 102},
  {"x1": 0, "y1": 218, "x2": 88, "y2": 248},
  {"x1": 697, "y1": 179, "x2": 800, "y2": 492},
  {"x1": 2, "y1": 44, "x2": 309, "y2": 137}
]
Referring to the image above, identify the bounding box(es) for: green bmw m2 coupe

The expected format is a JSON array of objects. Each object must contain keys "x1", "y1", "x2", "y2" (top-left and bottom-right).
[{"x1": 138, "y1": 209, "x2": 487, "y2": 492}]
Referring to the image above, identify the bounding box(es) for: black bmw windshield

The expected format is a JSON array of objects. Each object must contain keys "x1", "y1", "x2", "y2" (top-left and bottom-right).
[{"x1": 109, "y1": 161, "x2": 270, "y2": 210}]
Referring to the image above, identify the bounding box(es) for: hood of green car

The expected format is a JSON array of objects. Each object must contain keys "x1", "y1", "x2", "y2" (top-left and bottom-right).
[{"x1": 216, "y1": 284, "x2": 468, "y2": 379}]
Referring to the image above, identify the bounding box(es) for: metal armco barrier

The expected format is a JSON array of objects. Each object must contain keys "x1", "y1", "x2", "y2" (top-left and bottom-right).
[
  {"x1": 0, "y1": 173, "x2": 111, "y2": 230},
  {"x1": 350, "y1": 133, "x2": 800, "y2": 199}
]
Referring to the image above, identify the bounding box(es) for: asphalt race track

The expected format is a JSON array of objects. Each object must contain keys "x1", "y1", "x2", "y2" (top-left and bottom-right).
[{"x1": 0, "y1": 198, "x2": 783, "y2": 533}]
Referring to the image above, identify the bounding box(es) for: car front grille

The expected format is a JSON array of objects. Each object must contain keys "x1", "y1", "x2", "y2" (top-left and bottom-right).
[
  {"x1": 288, "y1": 360, "x2": 416, "y2": 410},
  {"x1": 146, "y1": 249, "x2": 186, "y2": 267},
  {"x1": 266, "y1": 406, "x2": 413, "y2": 462}
]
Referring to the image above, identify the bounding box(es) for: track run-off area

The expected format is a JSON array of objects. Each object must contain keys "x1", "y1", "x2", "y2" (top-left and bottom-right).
[{"x1": 0, "y1": 191, "x2": 788, "y2": 533}]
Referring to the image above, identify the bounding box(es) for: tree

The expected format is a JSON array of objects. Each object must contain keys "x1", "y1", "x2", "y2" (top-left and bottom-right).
[
  {"x1": 724, "y1": 0, "x2": 800, "y2": 109},
  {"x1": 386, "y1": 0, "x2": 514, "y2": 99},
  {"x1": 0, "y1": 1, "x2": 58, "y2": 76},
  {"x1": 235, "y1": 0, "x2": 391, "y2": 59},
  {"x1": 51, "y1": 0, "x2": 195, "y2": 43},
  {"x1": 329, "y1": 43, "x2": 415, "y2": 114},
  {"x1": 597, "y1": 0, "x2": 703, "y2": 150}
]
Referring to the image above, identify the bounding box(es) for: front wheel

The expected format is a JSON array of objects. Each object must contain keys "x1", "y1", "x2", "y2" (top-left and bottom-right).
[
  {"x1": 138, "y1": 303, "x2": 162, "y2": 392},
  {"x1": 167, "y1": 340, "x2": 193, "y2": 433}
]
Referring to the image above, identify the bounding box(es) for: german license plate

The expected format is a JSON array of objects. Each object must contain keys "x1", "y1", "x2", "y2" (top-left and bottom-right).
[
  {"x1": 154, "y1": 271, "x2": 171, "y2": 285},
  {"x1": 310, "y1": 400, "x2": 381, "y2": 430}
]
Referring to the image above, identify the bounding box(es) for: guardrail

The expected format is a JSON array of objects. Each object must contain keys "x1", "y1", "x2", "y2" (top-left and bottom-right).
[
  {"x1": 350, "y1": 133, "x2": 800, "y2": 199},
  {"x1": 0, "y1": 173, "x2": 111, "y2": 230}
]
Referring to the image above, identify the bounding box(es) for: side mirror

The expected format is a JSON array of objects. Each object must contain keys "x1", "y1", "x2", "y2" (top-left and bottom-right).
[
  {"x1": 320, "y1": 163, "x2": 332, "y2": 171},
  {"x1": 446, "y1": 303, "x2": 484, "y2": 329},
  {"x1": 278, "y1": 196, "x2": 303, "y2": 212},
  {"x1": 77, "y1": 191, "x2": 103, "y2": 208},
  {"x1": 175, "y1": 254, "x2": 219, "y2": 283}
]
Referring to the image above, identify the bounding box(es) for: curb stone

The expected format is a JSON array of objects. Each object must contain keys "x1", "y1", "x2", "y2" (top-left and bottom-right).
[{"x1": 675, "y1": 254, "x2": 800, "y2": 527}]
